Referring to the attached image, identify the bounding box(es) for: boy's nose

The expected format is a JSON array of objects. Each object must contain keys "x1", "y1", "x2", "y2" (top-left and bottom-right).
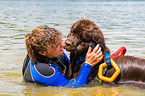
[{"x1": 61, "y1": 42, "x2": 65, "y2": 47}]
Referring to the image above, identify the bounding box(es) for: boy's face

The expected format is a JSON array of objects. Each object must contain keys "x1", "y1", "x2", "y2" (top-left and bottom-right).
[{"x1": 45, "y1": 38, "x2": 65, "y2": 58}]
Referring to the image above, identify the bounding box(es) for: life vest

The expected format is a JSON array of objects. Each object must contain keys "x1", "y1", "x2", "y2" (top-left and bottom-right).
[{"x1": 23, "y1": 54, "x2": 68, "y2": 83}]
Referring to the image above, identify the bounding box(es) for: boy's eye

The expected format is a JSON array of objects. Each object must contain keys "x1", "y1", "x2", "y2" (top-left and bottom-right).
[{"x1": 55, "y1": 43, "x2": 59, "y2": 47}]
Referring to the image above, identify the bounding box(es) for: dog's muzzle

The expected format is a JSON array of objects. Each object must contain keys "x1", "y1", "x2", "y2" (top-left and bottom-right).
[{"x1": 64, "y1": 39, "x2": 75, "y2": 51}]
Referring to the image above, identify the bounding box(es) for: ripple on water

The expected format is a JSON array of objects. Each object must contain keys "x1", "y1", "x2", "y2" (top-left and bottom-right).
[{"x1": 0, "y1": 1, "x2": 145, "y2": 95}]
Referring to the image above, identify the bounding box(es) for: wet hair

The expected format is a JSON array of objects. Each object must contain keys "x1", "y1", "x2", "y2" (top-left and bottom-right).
[{"x1": 25, "y1": 25, "x2": 61, "y2": 64}]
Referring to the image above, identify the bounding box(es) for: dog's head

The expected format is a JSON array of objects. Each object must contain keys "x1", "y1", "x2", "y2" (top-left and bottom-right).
[
  {"x1": 64, "y1": 19, "x2": 110, "y2": 80},
  {"x1": 64, "y1": 19, "x2": 110, "y2": 56}
]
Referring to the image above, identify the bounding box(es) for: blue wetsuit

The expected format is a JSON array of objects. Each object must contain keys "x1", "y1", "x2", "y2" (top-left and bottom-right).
[{"x1": 22, "y1": 53, "x2": 93, "y2": 87}]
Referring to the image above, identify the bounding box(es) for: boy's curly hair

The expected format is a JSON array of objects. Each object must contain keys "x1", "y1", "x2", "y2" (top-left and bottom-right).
[{"x1": 25, "y1": 25, "x2": 61, "y2": 64}]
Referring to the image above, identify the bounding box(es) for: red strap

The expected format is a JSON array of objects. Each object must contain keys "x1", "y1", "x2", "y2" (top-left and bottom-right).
[{"x1": 110, "y1": 47, "x2": 127, "y2": 59}]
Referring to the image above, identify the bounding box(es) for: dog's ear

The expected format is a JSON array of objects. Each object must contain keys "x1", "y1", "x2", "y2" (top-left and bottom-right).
[
  {"x1": 82, "y1": 31, "x2": 92, "y2": 42},
  {"x1": 71, "y1": 20, "x2": 84, "y2": 35}
]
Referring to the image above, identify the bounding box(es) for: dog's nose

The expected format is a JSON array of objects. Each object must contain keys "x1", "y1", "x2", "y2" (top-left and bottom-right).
[{"x1": 65, "y1": 40, "x2": 72, "y2": 46}]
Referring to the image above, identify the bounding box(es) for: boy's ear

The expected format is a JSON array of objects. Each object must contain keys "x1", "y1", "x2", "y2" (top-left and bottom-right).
[{"x1": 38, "y1": 51, "x2": 47, "y2": 56}]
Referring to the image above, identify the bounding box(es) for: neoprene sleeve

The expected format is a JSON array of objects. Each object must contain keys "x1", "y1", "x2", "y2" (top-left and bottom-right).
[
  {"x1": 30, "y1": 59, "x2": 93, "y2": 87},
  {"x1": 66, "y1": 63, "x2": 93, "y2": 88}
]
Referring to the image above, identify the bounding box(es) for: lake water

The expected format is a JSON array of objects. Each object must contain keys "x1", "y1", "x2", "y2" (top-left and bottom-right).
[{"x1": 0, "y1": 0, "x2": 145, "y2": 95}]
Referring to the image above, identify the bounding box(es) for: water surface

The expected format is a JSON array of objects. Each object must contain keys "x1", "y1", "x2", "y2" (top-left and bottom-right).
[{"x1": 0, "y1": 0, "x2": 145, "y2": 95}]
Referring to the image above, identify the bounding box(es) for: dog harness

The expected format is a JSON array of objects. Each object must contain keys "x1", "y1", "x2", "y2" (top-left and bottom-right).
[{"x1": 98, "y1": 47, "x2": 127, "y2": 83}]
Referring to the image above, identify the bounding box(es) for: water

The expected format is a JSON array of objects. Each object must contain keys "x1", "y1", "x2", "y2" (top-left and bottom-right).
[{"x1": 0, "y1": 0, "x2": 145, "y2": 95}]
